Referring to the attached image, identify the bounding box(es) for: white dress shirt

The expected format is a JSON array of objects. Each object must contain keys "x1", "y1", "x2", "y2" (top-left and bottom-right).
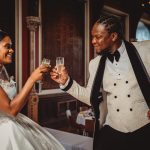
[
  {"x1": 103, "y1": 41, "x2": 150, "y2": 132},
  {"x1": 105, "y1": 41, "x2": 128, "y2": 80}
]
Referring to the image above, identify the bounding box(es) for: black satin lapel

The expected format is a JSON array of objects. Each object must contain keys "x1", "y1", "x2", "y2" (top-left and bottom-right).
[
  {"x1": 124, "y1": 41, "x2": 150, "y2": 107},
  {"x1": 90, "y1": 55, "x2": 107, "y2": 117},
  {"x1": 90, "y1": 55, "x2": 107, "y2": 148}
]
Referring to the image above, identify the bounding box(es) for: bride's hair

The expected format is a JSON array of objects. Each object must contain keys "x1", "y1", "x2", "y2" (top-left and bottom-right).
[
  {"x1": 0, "y1": 30, "x2": 9, "y2": 41},
  {"x1": 0, "y1": 30, "x2": 10, "y2": 81}
]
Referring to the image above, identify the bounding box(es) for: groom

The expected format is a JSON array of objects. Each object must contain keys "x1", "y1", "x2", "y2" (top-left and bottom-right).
[{"x1": 50, "y1": 15, "x2": 150, "y2": 150}]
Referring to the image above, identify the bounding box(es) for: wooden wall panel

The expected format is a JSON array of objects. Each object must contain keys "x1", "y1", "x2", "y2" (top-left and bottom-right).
[{"x1": 41, "y1": 0, "x2": 85, "y2": 90}]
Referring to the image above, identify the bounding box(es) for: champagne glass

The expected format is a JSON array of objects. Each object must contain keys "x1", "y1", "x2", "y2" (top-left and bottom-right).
[
  {"x1": 35, "y1": 58, "x2": 51, "y2": 93},
  {"x1": 56, "y1": 57, "x2": 64, "y2": 80},
  {"x1": 38, "y1": 58, "x2": 50, "y2": 84},
  {"x1": 41, "y1": 58, "x2": 51, "y2": 68}
]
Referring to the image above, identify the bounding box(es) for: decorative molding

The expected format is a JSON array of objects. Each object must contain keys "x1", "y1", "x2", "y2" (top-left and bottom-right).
[
  {"x1": 27, "y1": 92, "x2": 39, "y2": 122},
  {"x1": 15, "y1": 0, "x2": 22, "y2": 91},
  {"x1": 26, "y1": 16, "x2": 41, "y2": 74},
  {"x1": 84, "y1": 0, "x2": 90, "y2": 85},
  {"x1": 26, "y1": 16, "x2": 41, "y2": 122},
  {"x1": 26, "y1": 16, "x2": 41, "y2": 31}
]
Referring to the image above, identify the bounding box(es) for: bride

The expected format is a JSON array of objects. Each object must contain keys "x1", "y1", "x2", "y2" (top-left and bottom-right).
[{"x1": 0, "y1": 30, "x2": 65, "y2": 150}]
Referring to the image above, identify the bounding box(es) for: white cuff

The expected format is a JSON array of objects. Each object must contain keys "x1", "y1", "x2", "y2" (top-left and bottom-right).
[{"x1": 60, "y1": 76, "x2": 70, "y2": 89}]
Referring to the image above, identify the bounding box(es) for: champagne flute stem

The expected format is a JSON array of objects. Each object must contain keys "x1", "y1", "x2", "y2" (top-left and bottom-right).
[{"x1": 58, "y1": 73, "x2": 61, "y2": 81}]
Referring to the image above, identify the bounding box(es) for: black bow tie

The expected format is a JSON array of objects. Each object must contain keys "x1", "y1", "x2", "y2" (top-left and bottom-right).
[{"x1": 106, "y1": 50, "x2": 120, "y2": 63}]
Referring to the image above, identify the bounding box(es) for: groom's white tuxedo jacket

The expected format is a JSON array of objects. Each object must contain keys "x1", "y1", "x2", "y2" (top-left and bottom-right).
[{"x1": 65, "y1": 40, "x2": 150, "y2": 132}]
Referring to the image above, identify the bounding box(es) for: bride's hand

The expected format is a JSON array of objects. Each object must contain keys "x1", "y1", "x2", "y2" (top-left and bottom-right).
[
  {"x1": 50, "y1": 66, "x2": 69, "y2": 85},
  {"x1": 29, "y1": 65, "x2": 49, "y2": 82}
]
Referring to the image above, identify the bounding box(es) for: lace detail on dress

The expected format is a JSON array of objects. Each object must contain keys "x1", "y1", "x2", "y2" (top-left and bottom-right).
[
  {"x1": 0, "y1": 79, "x2": 16, "y2": 89},
  {"x1": 0, "y1": 79, "x2": 16, "y2": 100},
  {"x1": 0, "y1": 66, "x2": 16, "y2": 100}
]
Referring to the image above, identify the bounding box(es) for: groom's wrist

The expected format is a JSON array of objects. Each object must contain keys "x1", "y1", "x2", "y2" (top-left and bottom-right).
[{"x1": 60, "y1": 76, "x2": 73, "y2": 91}]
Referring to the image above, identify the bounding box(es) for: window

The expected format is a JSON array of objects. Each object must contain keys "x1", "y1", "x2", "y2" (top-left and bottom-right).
[{"x1": 136, "y1": 21, "x2": 150, "y2": 41}]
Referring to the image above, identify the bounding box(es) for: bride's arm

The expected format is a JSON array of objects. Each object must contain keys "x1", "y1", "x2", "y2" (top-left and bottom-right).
[{"x1": 0, "y1": 65, "x2": 48, "y2": 116}]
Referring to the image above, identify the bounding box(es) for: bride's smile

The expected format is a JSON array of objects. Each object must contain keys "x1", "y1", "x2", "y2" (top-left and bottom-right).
[{"x1": 0, "y1": 36, "x2": 14, "y2": 64}]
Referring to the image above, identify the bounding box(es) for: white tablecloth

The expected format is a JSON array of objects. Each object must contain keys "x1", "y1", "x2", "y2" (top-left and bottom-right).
[
  {"x1": 45, "y1": 128, "x2": 93, "y2": 150},
  {"x1": 76, "y1": 109, "x2": 94, "y2": 125},
  {"x1": 76, "y1": 113, "x2": 93, "y2": 125}
]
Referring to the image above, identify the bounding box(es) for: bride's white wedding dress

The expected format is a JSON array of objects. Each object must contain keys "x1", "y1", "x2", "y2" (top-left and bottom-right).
[{"x1": 0, "y1": 67, "x2": 65, "y2": 150}]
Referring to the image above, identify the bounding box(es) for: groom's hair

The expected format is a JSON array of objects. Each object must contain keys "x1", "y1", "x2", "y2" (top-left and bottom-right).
[{"x1": 95, "y1": 15, "x2": 124, "y2": 39}]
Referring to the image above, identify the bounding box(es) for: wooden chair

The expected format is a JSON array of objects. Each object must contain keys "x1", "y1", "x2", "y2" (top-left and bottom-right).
[
  {"x1": 66, "y1": 109, "x2": 85, "y2": 135},
  {"x1": 83, "y1": 119, "x2": 95, "y2": 137},
  {"x1": 79, "y1": 106, "x2": 89, "y2": 112}
]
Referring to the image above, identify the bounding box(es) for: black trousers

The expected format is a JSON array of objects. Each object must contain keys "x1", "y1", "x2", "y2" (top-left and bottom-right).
[{"x1": 94, "y1": 123, "x2": 150, "y2": 150}]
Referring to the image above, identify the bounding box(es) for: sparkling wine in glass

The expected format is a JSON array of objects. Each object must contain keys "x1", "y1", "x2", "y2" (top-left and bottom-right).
[
  {"x1": 38, "y1": 58, "x2": 50, "y2": 84},
  {"x1": 56, "y1": 57, "x2": 64, "y2": 80},
  {"x1": 41, "y1": 58, "x2": 51, "y2": 68}
]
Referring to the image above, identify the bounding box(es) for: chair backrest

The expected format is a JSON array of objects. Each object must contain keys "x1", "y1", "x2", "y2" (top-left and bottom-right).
[
  {"x1": 84, "y1": 119, "x2": 94, "y2": 137},
  {"x1": 66, "y1": 109, "x2": 76, "y2": 128},
  {"x1": 79, "y1": 106, "x2": 89, "y2": 112},
  {"x1": 66, "y1": 109, "x2": 71, "y2": 119}
]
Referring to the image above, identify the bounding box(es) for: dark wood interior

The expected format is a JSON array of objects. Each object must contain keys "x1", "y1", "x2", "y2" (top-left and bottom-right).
[
  {"x1": 42, "y1": 0, "x2": 85, "y2": 90},
  {"x1": 38, "y1": 93, "x2": 88, "y2": 133},
  {"x1": 0, "y1": 0, "x2": 150, "y2": 136}
]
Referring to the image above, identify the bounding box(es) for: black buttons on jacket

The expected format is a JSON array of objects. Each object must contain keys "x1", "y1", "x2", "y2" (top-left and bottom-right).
[
  {"x1": 130, "y1": 108, "x2": 133, "y2": 111},
  {"x1": 127, "y1": 94, "x2": 131, "y2": 97},
  {"x1": 126, "y1": 81, "x2": 128, "y2": 84},
  {"x1": 114, "y1": 83, "x2": 116, "y2": 86},
  {"x1": 114, "y1": 96, "x2": 117, "y2": 98},
  {"x1": 117, "y1": 109, "x2": 119, "y2": 112}
]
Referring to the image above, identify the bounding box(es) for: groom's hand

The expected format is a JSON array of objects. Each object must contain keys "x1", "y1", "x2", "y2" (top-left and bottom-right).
[{"x1": 50, "y1": 66, "x2": 69, "y2": 85}]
